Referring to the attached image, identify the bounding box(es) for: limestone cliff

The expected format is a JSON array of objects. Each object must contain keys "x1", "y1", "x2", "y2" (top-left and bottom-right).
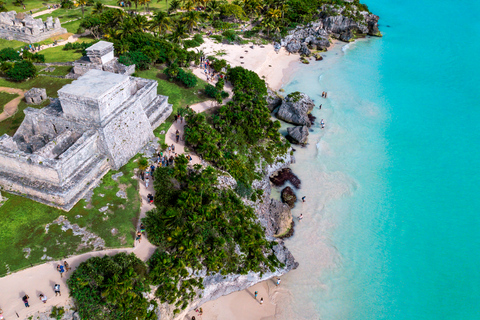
[{"x1": 281, "y1": 3, "x2": 381, "y2": 54}]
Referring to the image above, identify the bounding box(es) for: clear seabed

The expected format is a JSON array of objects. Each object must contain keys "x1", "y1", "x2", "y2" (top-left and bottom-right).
[{"x1": 274, "y1": 0, "x2": 480, "y2": 319}]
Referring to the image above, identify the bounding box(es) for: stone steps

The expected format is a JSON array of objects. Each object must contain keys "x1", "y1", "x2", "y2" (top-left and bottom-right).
[
  {"x1": 150, "y1": 103, "x2": 173, "y2": 129},
  {"x1": 144, "y1": 95, "x2": 172, "y2": 128}
]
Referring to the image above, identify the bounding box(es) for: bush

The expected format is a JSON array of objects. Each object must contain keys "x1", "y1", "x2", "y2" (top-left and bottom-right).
[
  {"x1": 22, "y1": 51, "x2": 45, "y2": 63},
  {"x1": 215, "y1": 78, "x2": 225, "y2": 90},
  {"x1": 211, "y1": 58, "x2": 227, "y2": 72},
  {"x1": 0, "y1": 48, "x2": 21, "y2": 62},
  {"x1": 204, "y1": 84, "x2": 218, "y2": 98},
  {"x1": 222, "y1": 30, "x2": 239, "y2": 43},
  {"x1": 183, "y1": 34, "x2": 204, "y2": 49},
  {"x1": 176, "y1": 69, "x2": 197, "y2": 88},
  {"x1": 118, "y1": 51, "x2": 151, "y2": 70},
  {"x1": 6, "y1": 60, "x2": 36, "y2": 82}
]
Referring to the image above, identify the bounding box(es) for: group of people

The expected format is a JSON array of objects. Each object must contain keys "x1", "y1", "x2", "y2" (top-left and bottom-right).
[
  {"x1": 19, "y1": 262, "x2": 69, "y2": 310},
  {"x1": 191, "y1": 307, "x2": 203, "y2": 319},
  {"x1": 321, "y1": 91, "x2": 328, "y2": 98},
  {"x1": 200, "y1": 56, "x2": 226, "y2": 83}
]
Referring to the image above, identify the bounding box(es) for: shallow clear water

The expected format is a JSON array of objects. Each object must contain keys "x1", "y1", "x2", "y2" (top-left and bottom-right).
[{"x1": 276, "y1": 1, "x2": 480, "y2": 319}]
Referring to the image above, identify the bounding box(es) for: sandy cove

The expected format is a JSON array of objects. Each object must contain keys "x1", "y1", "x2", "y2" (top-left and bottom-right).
[{"x1": 192, "y1": 37, "x2": 300, "y2": 91}]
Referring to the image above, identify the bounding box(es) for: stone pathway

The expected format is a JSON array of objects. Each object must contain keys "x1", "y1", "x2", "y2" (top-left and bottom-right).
[
  {"x1": 0, "y1": 177, "x2": 156, "y2": 320},
  {"x1": 0, "y1": 87, "x2": 26, "y2": 121}
]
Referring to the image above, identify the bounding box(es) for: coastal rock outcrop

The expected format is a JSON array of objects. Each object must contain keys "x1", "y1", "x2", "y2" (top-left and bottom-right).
[
  {"x1": 276, "y1": 91, "x2": 315, "y2": 126},
  {"x1": 268, "y1": 198, "x2": 293, "y2": 237},
  {"x1": 281, "y1": 5, "x2": 380, "y2": 54},
  {"x1": 266, "y1": 87, "x2": 283, "y2": 112},
  {"x1": 281, "y1": 186, "x2": 297, "y2": 208},
  {"x1": 270, "y1": 168, "x2": 301, "y2": 189},
  {"x1": 286, "y1": 125, "x2": 309, "y2": 145}
]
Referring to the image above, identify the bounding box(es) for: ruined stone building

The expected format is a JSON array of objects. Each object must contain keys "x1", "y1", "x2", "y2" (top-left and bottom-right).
[
  {"x1": 0, "y1": 69, "x2": 172, "y2": 210},
  {"x1": 70, "y1": 41, "x2": 135, "y2": 78},
  {"x1": 0, "y1": 11, "x2": 66, "y2": 43}
]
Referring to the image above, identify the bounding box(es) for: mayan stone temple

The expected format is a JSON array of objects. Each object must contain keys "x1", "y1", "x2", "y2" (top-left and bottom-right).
[
  {"x1": 0, "y1": 69, "x2": 172, "y2": 210},
  {"x1": 0, "y1": 11, "x2": 67, "y2": 43}
]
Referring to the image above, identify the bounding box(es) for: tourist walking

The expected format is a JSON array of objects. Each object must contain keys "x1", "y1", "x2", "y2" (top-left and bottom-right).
[
  {"x1": 64, "y1": 261, "x2": 70, "y2": 272},
  {"x1": 22, "y1": 294, "x2": 30, "y2": 307},
  {"x1": 254, "y1": 290, "x2": 258, "y2": 299},
  {"x1": 39, "y1": 294, "x2": 47, "y2": 304},
  {"x1": 140, "y1": 223, "x2": 146, "y2": 234},
  {"x1": 57, "y1": 264, "x2": 65, "y2": 278},
  {"x1": 54, "y1": 284, "x2": 61, "y2": 296},
  {"x1": 176, "y1": 130, "x2": 180, "y2": 143},
  {"x1": 136, "y1": 231, "x2": 142, "y2": 243},
  {"x1": 302, "y1": 196, "x2": 306, "y2": 202},
  {"x1": 260, "y1": 297, "x2": 264, "y2": 305},
  {"x1": 319, "y1": 104, "x2": 322, "y2": 109},
  {"x1": 299, "y1": 214, "x2": 303, "y2": 221},
  {"x1": 145, "y1": 177, "x2": 149, "y2": 188},
  {"x1": 276, "y1": 278, "x2": 281, "y2": 286}
]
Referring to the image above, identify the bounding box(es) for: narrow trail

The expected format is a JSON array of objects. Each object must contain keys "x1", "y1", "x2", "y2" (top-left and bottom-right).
[
  {"x1": 0, "y1": 87, "x2": 26, "y2": 121},
  {"x1": 31, "y1": 7, "x2": 59, "y2": 18},
  {"x1": 0, "y1": 178, "x2": 156, "y2": 320}
]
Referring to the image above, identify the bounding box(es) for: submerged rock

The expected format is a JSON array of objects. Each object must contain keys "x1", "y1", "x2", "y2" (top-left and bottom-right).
[
  {"x1": 268, "y1": 199, "x2": 293, "y2": 237},
  {"x1": 270, "y1": 168, "x2": 301, "y2": 189},
  {"x1": 286, "y1": 125, "x2": 309, "y2": 145},
  {"x1": 281, "y1": 186, "x2": 297, "y2": 208},
  {"x1": 314, "y1": 53, "x2": 324, "y2": 61},
  {"x1": 276, "y1": 91, "x2": 315, "y2": 126}
]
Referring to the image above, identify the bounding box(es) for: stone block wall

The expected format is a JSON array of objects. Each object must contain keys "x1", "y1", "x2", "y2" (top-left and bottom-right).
[{"x1": 25, "y1": 87, "x2": 47, "y2": 105}]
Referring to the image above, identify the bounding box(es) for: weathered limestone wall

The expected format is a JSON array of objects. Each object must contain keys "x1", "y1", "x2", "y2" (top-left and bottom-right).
[
  {"x1": 99, "y1": 101, "x2": 154, "y2": 169},
  {"x1": 98, "y1": 80, "x2": 135, "y2": 124},
  {"x1": 131, "y1": 78, "x2": 158, "y2": 109}
]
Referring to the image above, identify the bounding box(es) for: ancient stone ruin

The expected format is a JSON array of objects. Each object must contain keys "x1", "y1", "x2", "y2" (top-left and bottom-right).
[
  {"x1": 70, "y1": 41, "x2": 135, "y2": 78},
  {"x1": 24, "y1": 87, "x2": 47, "y2": 105},
  {"x1": 0, "y1": 11, "x2": 67, "y2": 43},
  {"x1": 0, "y1": 69, "x2": 172, "y2": 210}
]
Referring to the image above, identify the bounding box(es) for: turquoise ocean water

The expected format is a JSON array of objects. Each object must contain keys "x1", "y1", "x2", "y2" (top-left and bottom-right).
[{"x1": 276, "y1": 1, "x2": 480, "y2": 319}]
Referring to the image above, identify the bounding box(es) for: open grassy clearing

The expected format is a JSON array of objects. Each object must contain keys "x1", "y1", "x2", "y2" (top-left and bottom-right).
[
  {"x1": 136, "y1": 66, "x2": 210, "y2": 142},
  {"x1": 39, "y1": 65, "x2": 73, "y2": 76},
  {"x1": 37, "y1": 6, "x2": 93, "y2": 23},
  {"x1": 0, "y1": 76, "x2": 72, "y2": 136},
  {"x1": 0, "y1": 156, "x2": 141, "y2": 277},
  {"x1": 102, "y1": 0, "x2": 169, "y2": 12},
  {"x1": 40, "y1": 37, "x2": 95, "y2": 63},
  {"x1": 0, "y1": 91, "x2": 18, "y2": 114},
  {"x1": 0, "y1": 38, "x2": 26, "y2": 50},
  {"x1": 3, "y1": 0, "x2": 53, "y2": 13}
]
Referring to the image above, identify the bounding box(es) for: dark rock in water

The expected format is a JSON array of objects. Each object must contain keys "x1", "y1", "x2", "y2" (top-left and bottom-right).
[
  {"x1": 286, "y1": 126, "x2": 309, "y2": 145},
  {"x1": 314, "y1": 53, "x2": 324, "y2": 61},
  {"x1": 281, "y1": 186, "x2": 297, "y2": 208},
  {"x1": 339, "y1": 29, "x2": 354, "y2": 42},
  {"x1": 270, "y1": 168, "x2": 301, "y2": 189},
  {"x1": 308, "y1": 113, "x2": 316, "y2": 125},
  {"x1": 276, "y1": 91, "x2": 315, "y2": 126},
  {"x1": 268, "y1": 199, "x2": 293, "y2": 237},
  {"x1": 266, "y1": 87, "x2": 282, "y2": 112}
]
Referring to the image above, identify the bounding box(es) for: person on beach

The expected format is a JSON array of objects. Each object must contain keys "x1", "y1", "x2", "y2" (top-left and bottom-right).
[
  {"x1": 136, "y1": 231, "x2": 142, "y2": 243},
  {"x1": 302, "y1": 196, "x2": 306, "y2": 202},
  {"x1": 322, "y1": 92, "x2": 325, "y2": 98},
  {"x1": 299, "y1": 214, "x2": 303, "y2": 221},
  {"x1": 54, "y1": 284, "x2": 61, "y2": 296},
  {"x1": 22, "y1": 294, "x2": 30, "y2": 307},
  {"x1": 39, "y1": 294, "x2": 47, "y2": 304},
  {"x1": 199, "y1": 308, "x2": 203, "y2": 315},
  {"x1": 57, "y1": 264, "x2": 65, "y2": 278},
  {"x1": 254, "y1": 291, "x2": 258, "y2": 299},
  {"x1": 64, "y1": 261, "x2": 70, "y2": 272},
  {"x1": 325, "y1": 92, "x2": 328, "y2": 98},
  {"x1": 276, "y1": 278, "x2": 281, "y2": 286},
  {"x1": 319, "y1": 104, "x2": 322, "y2": 109},
  {"x1": 0, "y1": 308, "x2": 4, "y2": 320},
  {"x1": 191, "y1": 317, "x2": 195, "y2": 320},
  {"x1": 260, "y1": 297, "x2": 264, "y2": 305}
]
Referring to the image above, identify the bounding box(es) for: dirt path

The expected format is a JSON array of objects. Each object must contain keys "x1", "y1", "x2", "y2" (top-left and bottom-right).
[
  {"x1": 31, "y1": 7, "x2": 59, "y2": 17},
  {"x1": 0, "y1": 177, "x2": 157, "y2": 320},
  {"x1": 0, "y1": 87, "x2": 26, "y2": 122}
]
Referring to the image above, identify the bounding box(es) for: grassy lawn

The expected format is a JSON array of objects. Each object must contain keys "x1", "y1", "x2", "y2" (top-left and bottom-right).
[
  {"x1": 136, "y1": 66, "x2": 210, "y2": 142},
  {"x1": 0, "y1": 38, "x2": 27, "y2": 50},
  {"x1": 0, "y1": 76, "x2": 72, "y2": 137},
  {"x1": 39, "y1": 65, "x2": 73, "y2": 76},
  {"x1": 3, "y1": 0, "x2": 52, "y2": 13},
  {"x1": 0, "y1": 156, "x2": 141, "y2": 277},
  {"x1": 0, "y1": 91, "x2": 19, "y2": 114},
  {"x1": 37, "y1": 6, "x2": 93, "y2": 23},
  {"x1": 41, "y1": 37, "x2": 95, "y2": 63},
  {"x1": 102, "y1": 0, "x2": 169, "y2": 12}
]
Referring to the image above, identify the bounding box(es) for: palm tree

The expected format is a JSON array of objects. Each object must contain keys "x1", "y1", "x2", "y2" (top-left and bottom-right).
[
  {"x1": 149, "y1": 11, "x2": 172, "y2": 36},
  {"x1": 261, "y1": 16, "x2": 274, "y2": 37},
  {"x1": 182, "y1": 0, "x2": 195, "y2": 11},
  {"x1": 168, "y1": 0, "x2": 180, "y2": 14},
  {"x1": 133, "y1": 14, "x2": 148, "y2": 30},
  {"x1": 182, "y1": 10, "x2": 200, "y2": 33},
  {"x1": 92, "y1": 1, "x2": 105, "y2": 14},
  {"x1": 77, "y1": 0, "x2": 88, "y2": 18},
  {"x1": 168, "y1": 23, "x2": 187, "y2": 44},
  {"x1": 139, "y1": 0, "x2": 151, "y2": 12}
]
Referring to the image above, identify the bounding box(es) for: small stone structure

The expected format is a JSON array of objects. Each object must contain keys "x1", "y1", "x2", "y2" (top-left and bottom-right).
[
  {"x1": 70, "y1": 41, "x2": 135, "y2": 78},
  {"x1": 0, "y1": 11, "x2": 67, "y2": 43},
  {"x1": 24, "y1": 87, "x2": 47, "y2": 105},
  {"x1": 0, "y1": 69, "x2": 172, "y2": 210}
]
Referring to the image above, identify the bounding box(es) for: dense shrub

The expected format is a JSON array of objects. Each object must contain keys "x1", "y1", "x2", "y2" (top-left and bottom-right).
[
  {"x1": 118, "y1": 51, "x2": 151, "y2": 70},
  {"x1": 67, "y1": 253, "x2": 156, "y2": 320},
  {"x1": 222, "y1": 30, "x2": 239, "y2": 43},
  {"x1": 144, "y1": 157, "x2": 280, "y2": 311},
  {"x1": 6, "y1": 60, "x2": 37, "y2": 81},
  {"x1": 183, "y1": 34, "x2": 204, "y2": 49},
  {"x1": 164, "y1": 63, "x2": 197, "y2": 88},
  {"x1": 204, "y1": 84, "x2": 219, "y2": 98},
  {"x1": 0, "y1": 48, "x2": 21, "y2": 62},
  {"x1": 22, "y1": 51, "x2": 45, "y2": 63}
]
